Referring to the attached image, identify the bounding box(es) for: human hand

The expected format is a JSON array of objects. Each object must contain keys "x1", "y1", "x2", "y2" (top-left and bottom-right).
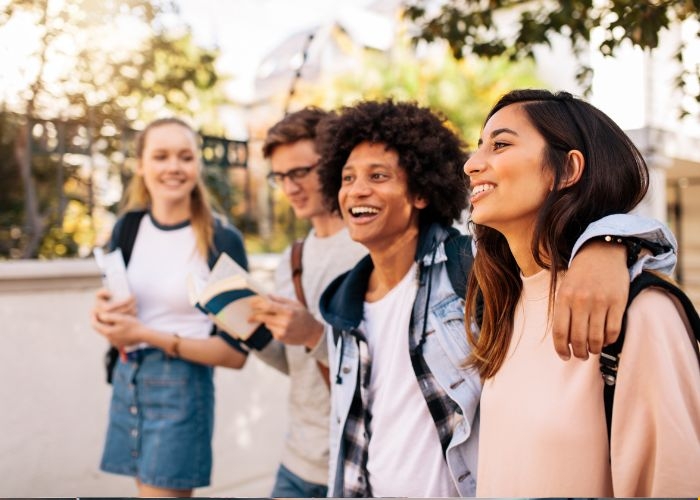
[
  {"x1": 248, "y1": 295, "x2": 324, "y2": 349},
  {"x1": 552, "y1": 240, "x2": 628, "y2": 360},
  {"x1": 91, "y1": 310, "x2": 144, "y2": 349},
  {"x1": 93, "y1": 287, "x2": 137, "y2": 318}
]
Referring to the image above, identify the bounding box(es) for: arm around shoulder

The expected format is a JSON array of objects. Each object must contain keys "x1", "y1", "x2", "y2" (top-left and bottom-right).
[{"x1": 571, "y1": 214, "x2": 677, "y2": 277}]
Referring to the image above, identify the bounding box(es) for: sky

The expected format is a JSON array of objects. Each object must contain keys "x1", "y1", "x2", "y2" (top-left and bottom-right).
[{"x1": 176, "y1": 0, "x2": 377, "y2": 103}]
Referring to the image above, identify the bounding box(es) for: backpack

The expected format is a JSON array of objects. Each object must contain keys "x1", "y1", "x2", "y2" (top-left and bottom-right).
[{"x1": 599, "y1": 271, "x2": 700, "y2": 451}]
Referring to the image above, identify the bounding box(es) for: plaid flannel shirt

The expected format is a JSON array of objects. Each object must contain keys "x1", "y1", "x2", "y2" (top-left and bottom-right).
[
  {"x1": 338, "y1": 253, "x2": 461, "y2": 497},
  {"x1": 338, "y1": 329, "x2": 372, "y2": 497}
]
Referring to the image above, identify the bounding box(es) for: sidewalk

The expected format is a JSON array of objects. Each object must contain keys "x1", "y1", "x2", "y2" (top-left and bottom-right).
[{"x1": 0, "y1": 256, "x2": 288, "y2": 498}]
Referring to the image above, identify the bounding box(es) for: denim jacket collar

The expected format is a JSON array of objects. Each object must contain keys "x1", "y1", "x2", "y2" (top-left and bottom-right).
[{"x1": 319, "y1": 222, "x2": 456, "y2": 331}]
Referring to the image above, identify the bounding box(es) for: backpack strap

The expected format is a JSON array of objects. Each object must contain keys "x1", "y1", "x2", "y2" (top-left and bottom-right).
[
  {"x1": 443, "y1": 232, "x2": 473, "y2": 299},
  {"x1": 104, "y1": 210, "x2": 146, "y2": 384},
  {"x1": 444, "y1": 232, "x2": 484, "y2": 324},
  {"x1": 600, "y1": 271, "x2": 700, "y2": 449},
  {"x1": 291, "y1": 239, "x2": 308, "y2": 307},
  {"x1": 115, "y1": 210, "x2": 147, "y2": 266},
  {"x1": 290, "y1": 238, "x2": 330, "y2": 390}
]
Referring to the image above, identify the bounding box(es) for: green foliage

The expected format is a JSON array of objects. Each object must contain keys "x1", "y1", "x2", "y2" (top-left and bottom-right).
[
  {"x1": 0, "y1": 0, "x2": 231, "y2": 258},
  {"x1": 405, "y1": 0, "x2": 700, "y2": 117},
  {"x1": 301, "y1": 33, "x2": 544, "y2": 148}
]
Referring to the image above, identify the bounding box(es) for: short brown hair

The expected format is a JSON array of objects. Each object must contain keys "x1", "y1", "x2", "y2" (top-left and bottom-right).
[{"x1": 262, "y1": 107, "x2": 330, "y2": 158}]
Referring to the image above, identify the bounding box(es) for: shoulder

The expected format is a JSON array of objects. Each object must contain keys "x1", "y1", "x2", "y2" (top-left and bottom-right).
[
  {"x1": 319, "y1": 254, "x2": 374, "y2": 329},
  {"x1": 274, "y1": 244, "x2": 294, "y2": 279},
  {"x1": 109, "y1": 209, "x2": 147, "y2": 249},
  {"x1": 279, "y1": 243, "x2": 293, "y2": 262},
  {"x1": 627, "y1": 286, "x2": 687, "y2": 329},
  {"x1": 212, "y1": 214, "x2": 246, "y2": 253},
  {"x1": 212, "y1": 213, "x2": 244, "y2": 241},
  {"x1": 624, "y1": 286, "x2": 697, "y2": 367},
  {"x1": 112, "y1": 209, "x2": 147, "y2": 232},
  {"x1": 209, "y1": 213, "x2": 248, "y2": 268}
]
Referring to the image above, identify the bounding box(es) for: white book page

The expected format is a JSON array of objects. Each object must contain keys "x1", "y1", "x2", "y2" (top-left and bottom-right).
[
  {"x1": 205, "y1": 252, "x2": 269, "y2": 296},
  {"x1": 94, "y1": 247, "x2": 131, "y2": 302}
]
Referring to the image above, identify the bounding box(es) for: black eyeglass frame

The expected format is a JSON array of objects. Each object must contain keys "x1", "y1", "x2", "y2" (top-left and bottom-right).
[{"x1": 266, "y1": 163, "x2": 318, "y2": 188}]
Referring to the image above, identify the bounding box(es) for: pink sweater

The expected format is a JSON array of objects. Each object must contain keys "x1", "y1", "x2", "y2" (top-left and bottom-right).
[{"x1": 477, "y1": 270, "x2": 700, "y2": 497}]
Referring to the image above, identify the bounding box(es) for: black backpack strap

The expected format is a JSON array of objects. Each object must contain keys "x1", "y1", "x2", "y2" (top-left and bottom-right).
[
  {"x1": 600, "y1": 271, "x2": 700, "y2": 449},
  {"x1": 104, "y1": 210, "x2": 146, "y2": 384},
  {"x1": 444, "y1": 232, "x2": 474, "y2": 299},
  {"x1": 444, "y1": 232, "x2": 484, "y2": 324},
  {"x1": 115, "y1": 210, "x2": 147, "y2": 266}
]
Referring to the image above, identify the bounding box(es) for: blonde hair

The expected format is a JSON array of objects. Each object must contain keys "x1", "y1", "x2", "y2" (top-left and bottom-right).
[{"x1": 122, "y1": 117, "x2": 214, "y2": 258}]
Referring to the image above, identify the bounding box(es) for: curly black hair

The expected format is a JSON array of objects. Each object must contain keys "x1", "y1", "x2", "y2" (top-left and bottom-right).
[{"x1": 316, "y1": 100, "x2": 470, "y2": 227}]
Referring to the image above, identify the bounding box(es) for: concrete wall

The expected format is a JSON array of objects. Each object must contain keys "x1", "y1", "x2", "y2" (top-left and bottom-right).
[{"x1": 0, "y1": 256, "x2": 289, "y2": 497}]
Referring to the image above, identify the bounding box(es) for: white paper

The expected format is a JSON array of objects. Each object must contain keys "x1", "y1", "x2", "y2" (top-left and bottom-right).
[{"x1": 94, "y1": 247, "x2": 131, "y2": 301}]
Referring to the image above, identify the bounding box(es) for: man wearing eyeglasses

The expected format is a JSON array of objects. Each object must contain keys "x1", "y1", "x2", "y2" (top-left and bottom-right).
[{"x1": 247, "y1": 107, "x2": 367, "y2": 498}]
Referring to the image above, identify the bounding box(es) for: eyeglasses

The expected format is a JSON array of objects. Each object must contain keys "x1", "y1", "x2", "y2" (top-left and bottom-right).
[{"x1": 266, "y1": 164, "x2": 318, "y2": 188}]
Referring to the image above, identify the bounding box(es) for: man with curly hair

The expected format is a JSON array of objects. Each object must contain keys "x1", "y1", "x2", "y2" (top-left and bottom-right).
[{"x1": 316, "y1": 99, "x2": 677, "y2": 497}]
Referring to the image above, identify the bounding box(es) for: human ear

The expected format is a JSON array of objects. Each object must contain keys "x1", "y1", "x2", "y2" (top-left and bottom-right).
[
  {"x1": 413, "y1": 194, "x2": 428, "y2": 210},
  {"x1": 559, "y1": 150, "x2": 585, "y2": 189}
]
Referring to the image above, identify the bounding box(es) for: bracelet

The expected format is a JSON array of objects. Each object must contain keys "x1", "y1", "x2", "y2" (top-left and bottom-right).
[
  {"x1": 171, "y1": 333, "x2": 181, "y2": 358},
  {"x1": 597, "y1": 235, "x2": 642, "y2": 268}
]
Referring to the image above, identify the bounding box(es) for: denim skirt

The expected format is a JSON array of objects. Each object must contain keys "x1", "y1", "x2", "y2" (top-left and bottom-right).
[{"x1": 100, "y1": 348, "x2": 214, "y2": 489}]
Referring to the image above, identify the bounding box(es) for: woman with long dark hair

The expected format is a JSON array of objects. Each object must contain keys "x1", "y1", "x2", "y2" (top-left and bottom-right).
[{"x1": 464, "y1": 89, "x2": 700, "y2": 497}]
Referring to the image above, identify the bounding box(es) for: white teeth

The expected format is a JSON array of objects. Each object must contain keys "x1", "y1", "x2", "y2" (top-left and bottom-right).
[
  {"x1": 350, "y1": 206, "x2": 379, "y2": 215},
  {"x1": 471, "y1": 184, "x2": 495, "y2": 195},
  {"x1": 162, "y1": 178, "x2": 184, "y2": 186}
]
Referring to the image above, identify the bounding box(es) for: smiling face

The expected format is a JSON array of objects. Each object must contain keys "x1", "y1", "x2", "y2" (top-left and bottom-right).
[
  {"x1": 464, "y1": 103, "x2": 554, "y2": 242},
  {"x1": 338, "y1": 141, "x2": 427, "y2": 252},
  {"x1": 268, "y1": 139, "x2": 327, "y2": 220},
  {"x1": 137, "y1": 122, "x2": 200, "y2": 213}
]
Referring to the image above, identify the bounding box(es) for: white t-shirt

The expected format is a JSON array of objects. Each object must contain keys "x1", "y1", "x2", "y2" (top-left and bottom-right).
[
  {"x1": 127, "y1": 215, "x2": 212, "y2": 342},
  {"x1": 363, "y1": 263, "x2": 459, "y2": 497},
  {"x1": 275, "y1": 227, "x2": 367, "y2": 318}
]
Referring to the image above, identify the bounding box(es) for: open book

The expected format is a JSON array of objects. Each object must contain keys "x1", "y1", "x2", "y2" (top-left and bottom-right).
[{"x1": 188, "y1": 252, "x2": 269, "y2": 340}]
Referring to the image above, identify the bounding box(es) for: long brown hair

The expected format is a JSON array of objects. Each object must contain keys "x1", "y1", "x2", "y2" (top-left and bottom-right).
[
  {"x1": 465, "y1": 90, "x2": 649, "y2": 380},
  {"x1": 122, "y1": 117, "x2": 215, "y2": 258}
]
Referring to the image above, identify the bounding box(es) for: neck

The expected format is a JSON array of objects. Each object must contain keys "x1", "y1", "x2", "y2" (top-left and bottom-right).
[
  {"x1": 505, "y1": 231, "x2": 544, "y2": 277},
  {"x1": 310, "y1": 212, "x2": 346, "y2": 238},
  {"x1": 150, "y1": 199, "x2": 192, "y2": 226},
  {"x1": 365, "y1": 225, "x2": 420, "y2": 302}
]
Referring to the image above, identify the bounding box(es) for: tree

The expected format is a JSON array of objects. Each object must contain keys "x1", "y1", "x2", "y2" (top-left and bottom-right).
[
  {"x1": 405, "y1": 0, "x2": 700, "y2": 117},
  {"x1": 0, "y1": 0, "x2": 229, "y2": 258},
  {"x1": 299, "y1": 27, "x2": 544, "y2": 148}
]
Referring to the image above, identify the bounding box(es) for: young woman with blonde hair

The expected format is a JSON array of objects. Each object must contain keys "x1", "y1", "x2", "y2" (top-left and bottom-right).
[{"x1": 92, "y1": 117, "x2": 249, "y2": 497}]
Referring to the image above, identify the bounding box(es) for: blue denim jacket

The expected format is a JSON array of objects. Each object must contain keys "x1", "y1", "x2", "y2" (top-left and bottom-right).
[
  {"x1": 320, "y1": 216, "x2": 677, "y2": 497},
  {"x1": 572, "y1": 213, "x2": 677, "y2": 278}
]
